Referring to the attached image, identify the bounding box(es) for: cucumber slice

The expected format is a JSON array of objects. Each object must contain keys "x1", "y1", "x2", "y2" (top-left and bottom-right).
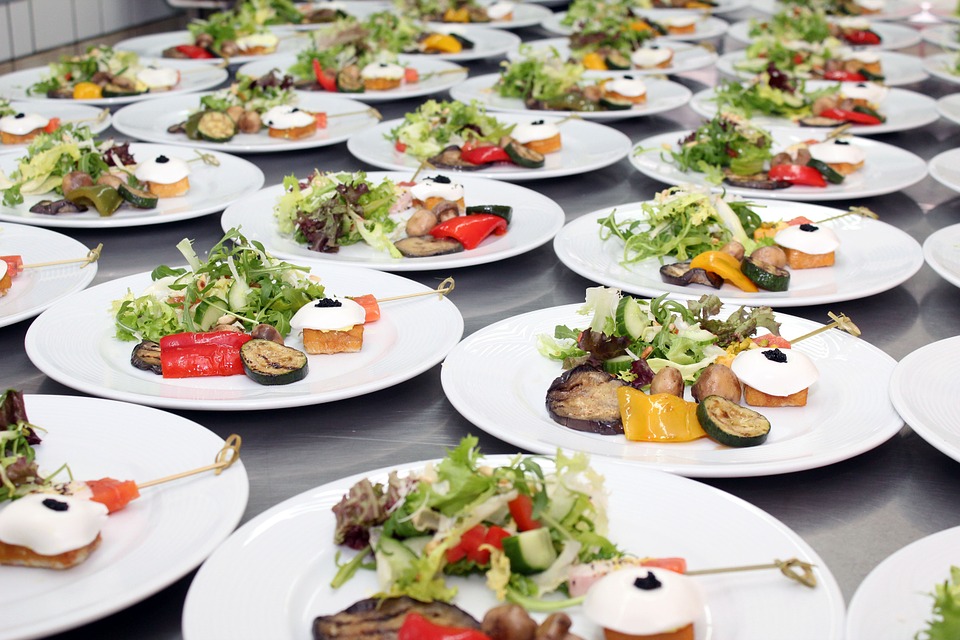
[
  {"x1": 598, "y1": 96, "x2": 633, "y2": 111},
  {"x1": 197, "y1": 111, "x2": 236, "y2": 143},
  {"x1": 376, "y1": 535, "x2": 418, "y2": 586},
  {"x1": 696, "y1": 395, "x2": 771, "y2": 447},
  {"x1": 502, "y1": 528, "x2": 557, "y2": 575},
  {"x1": 504, "y1": 142, "x2": 545, "y2": 168},
  {"x1": 605, "y1": 51, "x2": 631, "y2": 70},
  {"x1": 118, "y1": 182, "x2": 159, "y2": 209},
  {"x1": 741, "y1": 256, "x2": 790, "y2": 292},
  {"x1": 466, "y1": 204, "x2": 512, "y2": 223},
  {"x1": 806, "y1": 159, "x2": 844, "y2": 184},
  {"x1": 240, "y1": 339, "x2": 309, "y2": 386},
  {"x1": 603, "y1": 354, "x2": 634, "y2": 375},
  {"x1": 615, "y1": 296, "x2": 647, "y2": 340}
]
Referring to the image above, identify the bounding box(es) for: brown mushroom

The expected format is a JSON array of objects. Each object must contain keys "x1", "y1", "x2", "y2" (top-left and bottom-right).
[
  {"x1": 720, "y1": 240, "x2": 745, "y2": 261},
  {"x1": 481, "y1": 604, "x2": 537, "y2": 640},
  {"x1": 226, "y1": 105, "x2": 245, "y2": 123},
  {"x1": 62, "y1": 171, "x2": 93, "y2": 194},
  {"x1": 405, "y1": 208, "x2": 438, "y2": 237},
  {"x1": 750, "y1": 245, "x2": 787, "y2": 269},
  {"x1": 237, "y1": 110, "x2": 262, "y2": 134},
  {"x1": 536, "y1": 613, "x2": 574, "y2": 640},
  {"x1": 650, "y1": 366, "x2": 684, "y2": 397},
  {"x1": 691, "y1": 363, "x2": 742, "y2": 403}
]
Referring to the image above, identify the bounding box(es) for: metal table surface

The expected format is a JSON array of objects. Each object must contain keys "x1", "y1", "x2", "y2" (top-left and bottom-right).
[{"x1": 2, "y1": 15, "x2": 960, "y2": 640}]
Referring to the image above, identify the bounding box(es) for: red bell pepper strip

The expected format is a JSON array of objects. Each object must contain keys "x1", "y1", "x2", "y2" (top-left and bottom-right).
[
  {"x1": 818, "y1": 107, "x2": 882, "y2": 125},
  {"x1": 87, "y1": 478, "x2": 140, "y2": 513},
  {"x1": 768, "y1": 164, "x2": 827, "y2": 187},
  {"x1": 508, "y1": 494, "x2": 541, "y2": 531},
  {"x1": 175, "y1": 44, "x2": 215, "y2": 59},
  {"x1": 429, "y1": 214, "x2": 507, "y2": 250},
  {"x1": 159, "y1": 331, "x2": 252, "y2": 350},
  {"x1": 312, "y1": 59, "x2": 338, "y2": 92},
  {"x1": 842, "y1": 29, "x2": 881, "y2": 46},
  {"x1": 822, "y1": 70, "x2": 866, "y2": 82},
  {"x1": 159, "y1": 332, "x2": 252, "y2": 378},
  {"x1": 349, "y1": 294, "x2": 381, "y2": 323},
  {"x1": 399, "y1": 613, "x2": 491, "y2": 640},
  {"x1": 1, "y1": 255, "x2": 23, "y2": 277},
  {"x1": 460, "y1": 144, "x2": 511, "y2": 165}
]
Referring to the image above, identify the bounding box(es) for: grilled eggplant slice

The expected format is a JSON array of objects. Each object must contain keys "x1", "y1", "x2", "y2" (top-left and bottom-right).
[
  {"x1": 723, "y1": 171, "x2": 791, "y2": 190},
  {"x1": 427, "y1": 145, "x2": 483, "y2": 170},
  {"x1": 798, "y1": 116, "x2": 844, "y2": 127},
  {"x1": 131, "y1": 341, "x2": 162, "y2": 375},
  {"x1": 28, "y1": 199, "x2": 89, "y2": 215},
  {"x1": 545, "y1": 365, "x2": 627, "y2": 435},
  {"x1": 659, "y1": 261, "x2": 724, "y2": 288},
  {"x1": 313, "y1": 596, "x2": 479, "y2": 640},
  {"x1": 395, "y1": 236, "x2": 464, "y2": 257}
]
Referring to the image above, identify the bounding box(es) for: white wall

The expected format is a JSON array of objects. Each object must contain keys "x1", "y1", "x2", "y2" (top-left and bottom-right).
[{"x1": 0, "y1": 0, "x2": 177, "y2": 62}]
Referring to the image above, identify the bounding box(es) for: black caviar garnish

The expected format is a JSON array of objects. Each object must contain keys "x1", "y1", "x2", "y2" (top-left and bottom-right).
[
  {"x1": 799, "y1": 223, "x2": 819, "y2": 232},
  {"x1": 763, "y1": 348, "x2": 788, "y2": 363},
  {"x1": 42, "y1": 498, "x2": 69, "y2": 512},
  {"x1": 633, "y1": 572, "x2": 663, "y2": 590},
  {"x1": 313, "y1": 298, "x2": 343, "y2": 308}
]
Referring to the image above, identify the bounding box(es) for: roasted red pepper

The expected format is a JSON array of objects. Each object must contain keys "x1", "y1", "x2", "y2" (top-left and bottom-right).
[
  {"x1": 429, "y1": 214, "x2": 507, "y2": 250},
  {"x1": 842, "y1": 29, "x2": 881, "y2": 46},
  {"x1": 819, "y1": 107, "x2": 882, "y2": 125},
  {"x1": 399, "y1": 613, "x2": 490, "y2": 640},
  {"x1": 460, "y1": 144, "x2": 511, "y2": 165},
  {"x1": 159, "y1": 331, "x2": 252, "y2": 378},
  {"x1": 822, "y1": 70, "x2": 866, "y2": 82},
  {"x1": 175, "y1": 44, "x2": 215, "y2": 59},
  {"x1": 313, "y1": 59, "x2": 338, "y2": 92},
  {"x1": 446, "y1": 524, "x2": 511, "y2": 564},
  {"x1": 159, "y1": 331, "x2": 252, "y2": 350},
  {"x1": 508, "y1": 494, "x2": 541, "y2": 531},
  {"x1": 768, "y1": 163, "x2": 827, "y2": 187}
]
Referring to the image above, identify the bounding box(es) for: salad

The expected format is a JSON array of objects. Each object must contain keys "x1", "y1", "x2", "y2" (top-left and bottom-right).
[
  {"x1": 736, "y1": 37, "x2": 885, "y2": 82},
  {"x1": 167, "y1": 3, "x2": 278, "y2": 59},
  {"x1": 28, "y1": 46, "x2": 180, "y2": 100},
  {"x1": 330, "y1": 435, "x2": 626, "y2": 608},
  {"x1": 0, "y1": 389, "x2": 48, "y2": 504},
  {"x1": 917, "y1": 566, "x2": 960, "y2": 640},
  {"x1": 393, "y1": 0, "x2": 515, "y2": 23},
  {"x1": 779, "y1": 0, "x2": 886, "y2": 16},
  {"x1": 748, "y1": 7, "x2": 884, "y2": 47}
]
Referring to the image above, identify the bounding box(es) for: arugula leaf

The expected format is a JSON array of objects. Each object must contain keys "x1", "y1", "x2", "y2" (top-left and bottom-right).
[{"x1": 917, "y1": 567, "x2": 960, "y2": 640}]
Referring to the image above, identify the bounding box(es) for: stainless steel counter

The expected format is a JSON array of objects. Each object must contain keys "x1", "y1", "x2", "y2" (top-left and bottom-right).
[{"x1": 3, "y1": 15, "x2": 960, "y2": 639}]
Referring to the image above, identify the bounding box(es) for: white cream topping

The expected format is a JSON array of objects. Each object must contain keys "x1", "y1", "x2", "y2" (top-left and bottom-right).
[
  {"x1": 262, "y1": 105, "x2": 315, "y2": 130},
  {"x1": 775, "y1": 223, "x2": 841, "y2": 255},
  {"x1": 782, "y1": 39, "x2": 820, "y2": 52},
  {"x1": 291, "y1": 298, "x2": 366, "y2": 332},
  {"x1": 664, "y1": 15, "x2": 698, "y2": 27},
  {"x1": 360, "y1": 62, "x2": 405, "y2": 80},
  {"x1": 0, "y1": 493, "x2": 107, "y2": 556},
  {"x1": 583, "y1": 567, "x2": 703, "y2": 635},
  {"x1": 839, "y1": 47, "x2": 880, "y2": 63},
  {"x1": 410, "y1": 177, "x2": 465, "y2": 202},
  {"x1": 235, "y1": 32, "x2": 279, "y2": 50},
  {"x1": 855, "y1": 0, "x2": 885, "y2": 10},
  {"x1": 135, "y1": 155, "x2": 190, "y2": 184},
  {"x1": 0, "y1": 113, "x2": 49, "y2": 136},
  {"x1": 603, "y1": 76, "x2": 647, "y2": 98},
  {"x1": 631, "y1": 46, "x2": 673, "y2": 68},
  {"x1": 834, "y1": 16, "x2": 872, "y2": 29},
  {"x1": 486, "y1": 1, "x2": 515, "y2": 19},
  {"x1": 511, "y1": 120, "x2": 560, "y2": 144},
  {"x1": 808, "y1": 140, "x2": 866, "y2": 165},
  {"x1": 136, "y1": 67, "x2": 180, "y2": 89},
  {"x1": 840, "y1": 81, "x2": 887, "y2": 104},
  {"x1": 731, "y1": 347, "x2": 820, "y2": 397}
]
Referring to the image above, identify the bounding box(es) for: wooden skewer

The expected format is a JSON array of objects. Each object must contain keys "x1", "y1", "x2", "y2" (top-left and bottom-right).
[
  {"x1": 328, "y1": 107, "x2": 382, "y2": 121},
  {"x1": 814, "y1": 206, "x2": 878, "y2": 225},
  {"x1": 417, "y1": 67, "x2": 469, "y2": 81},
  {"x1": 410, "y1": 158, "x2": 436, "y2": 183},
  {"x1": 686, "y1": 557, "x2": 817, "y2": 588},
  {"x1": 22, "y1": 243, "x2": 102, "y2": 270},
  {"x1": 376, "y1": 277, "x2": 455, "y2": 303},
  {"x1": 825, "y1": 122, "x2": 853, "y2": 140},
  {"x1": 188, "y1": 149, "x2": 221, "y2": 166},
  {"x1": 553, "y1": 113, "x2": 583, "y2": 126},
  {"x1": 790, "y1": 311, "x2": 860, "y2": 344},
  {"x1": 63, "y1": 108, "x2": 110, "y2": 126},
  {"x1": 138, "y1": 434, "x2": 242, "y2": 489}
]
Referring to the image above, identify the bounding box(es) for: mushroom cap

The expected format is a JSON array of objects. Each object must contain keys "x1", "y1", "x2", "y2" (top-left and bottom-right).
[{"x1": 582, "y1": 567, "x2": 703, "y2": 636}]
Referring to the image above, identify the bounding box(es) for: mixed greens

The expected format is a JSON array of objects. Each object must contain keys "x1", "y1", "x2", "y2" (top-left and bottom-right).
[
  {"x1": 112, "y1": 228, "x2": 326, "y2": 342},
  {"x1": 711, "y1": 67, "x2": 839, "y2": 119},
  {"x1": 186, "y1": 4, "x2": 273, "y2": 56},
  {"x1": 388, "y1": 100, "x2": 515, "y2": 159},
  {"x1": 0, "y1": 390, "x2": 50, "y2": 503},
  {"x1": 202, "y1": 71, "x2": 296, "y2": 113},
  {"x1": 917, "y1": 566, "x2": 960, "y2": 640},
  {"x1": 665, "y1": 113, "x2": 774, "y2": 184},
  {"x1": 0, "y1": 99, "x2": 16, "y2": 118},
  {"x1": 28, "y1": 46, "x2": 142, "y2": 97}
]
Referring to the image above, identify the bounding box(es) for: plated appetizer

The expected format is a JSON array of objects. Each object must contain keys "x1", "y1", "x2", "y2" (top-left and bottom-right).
[
  {"x1": 165, "y1": 3, "x2": 280, "y2": 59},
  {"x1": 777, "y1": 0, "x2": 888, "y2": 16},
  {"x1": 749, "y1": 7, "x2": 885, "y2": 48},
  {"x1": 394, "y1": 0, "x2": 517, "y2": 23},
  {"x1": 28, "y1": 45, "x2": 181, "y2": 100},
  {"x1": 735, "y1": 35, "x2": 885, "y2": 82},
  {"x1": 0, "y1": 100, "x2": 61, "y2": 145}
]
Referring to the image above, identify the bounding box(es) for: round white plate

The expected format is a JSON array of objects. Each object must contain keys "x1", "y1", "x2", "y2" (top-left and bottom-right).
[
  {"x1": 716, "y1": 50, "x2": 929, "y2": 86},
  {"x1": 269, "y1": 1, "x2": 393, "y2": 30},
  {"x1": 930, "y1": 0, "x2": 960, "y2": 22},
  {"x1": 889, "y1": 336, "x2": 960, "y2": 464},
  {"x1": 554, "y1": 199, "x2": 922, "y2": 306},
  {"x1": 0, "y1": 102, "x2": 110, "y2": 147},
  {"x1": 450, "y1": 74, "x2": 692, "y2": 119},
  {"x1": 936, "y1": 92, "x2": 960, "y2": 126},
  {"x1": 182, "y1": 455, "x2": 845, "y2": 639},
  {"x1": 630, "y1": 127, "x2": 927, "y2": 201},
  {"x1": 689, "y1": 83, "x2": 939, "y2": 135},
  {"x1": 25, "y1": 263, "x2": 463, "y2": 410},
  {"x1": 405, "y1": 26, "x2": 521, "y2": 61},
  {"x1": 441, "y1": 304, "x2": 901, "y2": 477},
  {"x1": 921, "y1": 23, "x2": 960, "y2": 50},
  {"x1": 923, "y1": 222, "x2": 960, "y2": 288},
  {"x1": 112, "y1": 92, "x2": 380, "y2": 153},
  {"x1": 726, "y1": 18, "x2": 922, "y2": 50},
  {"x1": 507, "y1": 38, "x2": 719, "y2": 75},
  {"x1": 0, "y1": 143, "x2": 264, "y2": 228},
  {"x1": 751, "y1": 0, "x2": 920, "y2": 20},
  {"x1": 929, "y1": 148, "x2": 960, "y2": 194},
  {"x1": 346, "y1": 114, "x2": 632, "y2": 181},
  {"x1": 427, "y1": 3, "x2": 554, "y2": 29},
  {"x1": 113, "y1": 29, "x2": 309, "y2": 65},
  {"x1": 4, "y1": 394, "x2": 247, "y2": 640},
  {"x1": 922, "y1": 52, "x2": 960, "y2": 84},
  {"x1": 221, "y1": 170, "x2": 565, "y2": 270},
  {"x1": 0, "y1": 223, "x2": 98, "y2": 327},
  {"x1": 237, "y1": 54, "x2": 469, "y2": 103},
  {"x1": 542, "y1": 11, "x2": 730, "y2": 41},
  {"x1": 847, "y1": 526, "x2": 960, "y2": 639},
  {"x1": 0, "y1": 59, "x2": 227, "y2": 105}
]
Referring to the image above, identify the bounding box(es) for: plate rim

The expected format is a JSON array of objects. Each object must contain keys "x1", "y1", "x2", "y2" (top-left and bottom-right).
[
  {"x1": 922, "y1": 221, "x2": 960, "y2": 288},
  {"x1": 928, "y1": 148, "x2": 960, "y2": 195}
]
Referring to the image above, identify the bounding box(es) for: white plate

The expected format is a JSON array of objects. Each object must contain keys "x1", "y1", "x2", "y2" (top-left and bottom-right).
[
  {"x1": 237, "y1": 54, "x2": 469, "y2": 103},
  {"x1": 450, "y1": 74, "x2": 692, "y2": 119},
  {"x1": 428, "y1": 3, "x2": 554, "y2": 29},
  {"x1": 751, "y1": 0, "x2": 920, "y2": 20},
  {"x1": 25, "y1": 262, "x2": 463, "y2": 410},
  {"x1": 0, "y1": 223, "x2": 98, "y2": 327},
  {"x1": 554, "y1": 199, "x2": 923, "y2": 307},
  {"x1": 5, "y1": 394, "x2": 247, "y2": 640},
  {"x1": 0, "y1": 59, "x2": 227, "y2": 105},
  {"x1": 630, "y1": 127, "x2": 927, "y2": 201},
  {"x1": 689, "y1": 83, "x2": 939, "y2": 135},
  {"x1": 922, "y1": 222, "x2": 960, "y2": 288},
  {"x1": 182, "y1": 455, "x2": 845, "y2": 639},
  {"x1": 725, "y1": 18, "x2": 922, "y2": 50},
  {"x1": 347, "y1": 114, "x2": 631, "y2": 181},
  {"x1": 921, "y1": 23, "x2": 960, "y2": 50},
  {"x1": 113, "y1": 29, "x2": 309, "y2": 65},
  {"x1": 929, "y1": 148, "x2": 960, "y2": 194},
  {"x1": 542, "y1": 11, "x2": 730, "y2": 41},
  {"x1": 0, "y1": 143, "x2": 264, "y2": 229},
  {"x1": 406, "y1": 26, "x2": 521, "y2": 61},
  {"x1": 847, "y1": 526, "x2": 960, "y2": 639},
  {"x1": 270, "y1": 1, "x2": 394, "y2": 30},
  {"x1": 112, "y1": 93, "x2": 380, "y2": 154},
  {"x1": 507, "y1": 38, "x2": 719, "y2": 75},
  {"x1": 716, "y1": 50, "x2": 929, "y2": 86},
  {"x1": 929, "y1": 0, "x2": 960, "y2": 22},
  {"x1": 221, "y1": 171, "x2": 565, "y2": 270},
  {"x1": 937, "y1": 92, "x2": 960, "y2": 126},
  {"x1": 889, "y1": 336, "x2": 960, "y2": 465},
  {"x1": 0, "y1": 102, "x2": 110, "y2": 147},
  {"x1": 441, "y1": 304, "x2": 901, "y2": 477},
  {"x1": 922, "y1": 51, "x2": 960, "y2": 84}
]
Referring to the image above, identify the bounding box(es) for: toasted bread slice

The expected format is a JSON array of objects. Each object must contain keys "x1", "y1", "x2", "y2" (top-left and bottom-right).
[
  {"x1": 743, "y1": 384, "x2": 809, "y2": 407},
  {"x1": 524, "y1": 133, "x2": 562, "y2": 155},
  {"x1": 0, "y1": 534, "x2": 102, "y2": 569},
  {"x1": 146, "y1": 176, "x2": 190, "y2": 198},
  {"x1": 302, "y1": 325, "x2": 363, "y2": 354},
  {"x1": 1, "y1": 128, "x2": 43, "y2": 145},
  {"x1": 780, "y1": 247, "x2": 835, "y2": 269}
]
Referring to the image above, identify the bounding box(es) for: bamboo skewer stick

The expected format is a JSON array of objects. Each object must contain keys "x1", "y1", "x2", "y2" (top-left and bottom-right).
[
  {"x1": 686, "y1": 557, "x2": 818, "y2": 588},
  {"x1": 328, "y1": 107, "x2": 382, "y2": 121},
  {"x1": 21, "y1": 243, "x2": 102, "y2": 270},
  {"x1": 63, "y1": 108, "x2": 110, "y2": 126},
  {"x1": 825, "y1": 122, "x2": 853, "y2": 140},
  {"x1": 814, "y1": 206, "x2": 878, "y2": 225},
  {"x1": 418, "y1": 67, "x2": 469, "y2": 81},
  {"x1": 789, "y1": 312, "x2": 860, "y2": 344},
  {"x1": 138, "y1": 434, "x2": 242, "y2": 489},
  {"x1": 376, "y1": 277, "x2": 455, "y2": 303}
]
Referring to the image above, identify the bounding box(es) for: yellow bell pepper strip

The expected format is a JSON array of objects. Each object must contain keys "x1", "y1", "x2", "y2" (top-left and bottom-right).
[
  {"x1": 689, "y1": 251, "x2": 759, "y2": 292},
  {"x1": 617, "y1": 388, "x2": 706, "y2": 442},
  {"x1": 443, "y1": 7, "x2": 470, "y2": 22},
  {"x1": 582, "y1": 52, "x2": 608, "y2": 70},
  {"x1": 72, "y1": 82, "x2": 103, "y2": 100},
  {"x1": 420, "y1": 33, "x2": 463, "y2": 54}
]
